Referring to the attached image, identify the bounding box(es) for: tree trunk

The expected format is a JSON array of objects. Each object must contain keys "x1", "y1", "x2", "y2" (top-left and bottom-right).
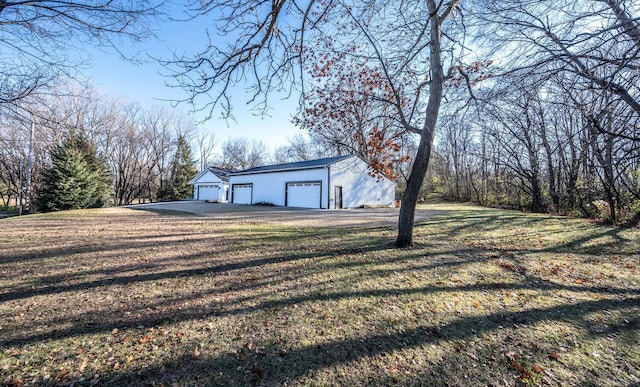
[
  {"x1": 539, "y1": 119, "x2": 559, "y2": 210},
  {"x1": 396, "y1": 1, "x2": 447, "y2": 247},
  {"x1": 602, "y1": 0, "x2": 640, "y2": 48},
  {"x1": 396, "y1": 127, "x2": 436, "y2": 247},
  {"x1": 530, "y1": 176, "x2": 544, "y2": 212}
]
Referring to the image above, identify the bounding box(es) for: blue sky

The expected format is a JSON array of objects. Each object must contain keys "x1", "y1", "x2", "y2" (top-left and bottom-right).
[{"x1": 83, "y1": 3, "x2": 302, "y2": 151}]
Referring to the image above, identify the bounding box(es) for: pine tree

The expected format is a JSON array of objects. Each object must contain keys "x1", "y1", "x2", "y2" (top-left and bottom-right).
[
  {"x1": 169, "y1": 135, "x2": 198, "y2": 200},
  {"x1": 36, "y1": 134, "x2": 113, "y2": 212},
  {"x1": 70, "y1": 135, "x2": 113, "y2": 207}
]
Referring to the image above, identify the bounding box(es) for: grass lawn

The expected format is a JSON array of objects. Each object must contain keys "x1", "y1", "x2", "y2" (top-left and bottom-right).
[{"x1": 0, "y1": 203, "x2": 638, "y2": 386}]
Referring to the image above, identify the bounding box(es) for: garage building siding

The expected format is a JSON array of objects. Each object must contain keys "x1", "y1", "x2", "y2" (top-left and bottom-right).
[
  {"x1": 329, "y1": 157, "x2": 395, "y2": 209},
  {"x1": 231, "y1": 168, "x2": 328, "y2": 207}
]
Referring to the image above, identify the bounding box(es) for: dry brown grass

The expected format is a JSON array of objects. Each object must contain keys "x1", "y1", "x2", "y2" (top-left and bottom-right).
[{"x1": 0, "y1": 203, "x2": 638, "y2": 386}]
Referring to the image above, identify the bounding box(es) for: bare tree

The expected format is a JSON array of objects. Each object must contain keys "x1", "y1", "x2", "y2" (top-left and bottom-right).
[
  {"x1": 438, "y1": 117, "x2": 475, "y2": 202},
  {"x1": 294, "y1": 62, "x2": 413, "y2": 179},
  {"x1": 418, "y1": 0, "x2": 640, "y2": 223},
  {"x1": 0, "y1": 82, "x2": 205, "y2": 208},
  {"x1": 0, "y1": 117, "x2": 26, "y2": 207},
  {"x1": 195, "y1": 130, "x2": 218, "y2": 171},
  {"x1": 0, "y1": 1, "x2": 162, "y2": 106},
  {"x1": 272, "y1": 133, "x2": 330, "y2": 164},
  {"x1": 142, "y1": 106, "x2": 182, "y2": 199},
  {"x1": 219, "y1": 137, "x2": 268, "y2": 171},
  {"x1": 474, "y1": 0, "x2": 640, "y2": 135},
  {"x1": 433, "y1": 62, "x2": 640, "y2": 224}
]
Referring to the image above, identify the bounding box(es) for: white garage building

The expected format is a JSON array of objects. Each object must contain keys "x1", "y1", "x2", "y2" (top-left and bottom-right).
[
  {"x1": 189, "y1": 166, "x2": 231, "y2": 201},
  {"x1": 228, "y1": 155, "x2": 396, "y2": 209}
]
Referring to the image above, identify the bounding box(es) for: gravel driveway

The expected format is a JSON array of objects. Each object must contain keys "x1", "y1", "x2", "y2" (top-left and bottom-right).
[{"x1": 127, "y1": 201, "x2": 445, "y2": 228}]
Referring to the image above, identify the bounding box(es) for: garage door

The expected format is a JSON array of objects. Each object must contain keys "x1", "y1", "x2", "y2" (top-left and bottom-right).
[
  {"x1": 197, "y1": 185, "x2": 220, "y2": 201},
  {"x1": 232, "y1": 184, "x2": 253, "y2": 204},
  {"x1": 286, "y1": 182, "x2": 321, "y2": 208}
]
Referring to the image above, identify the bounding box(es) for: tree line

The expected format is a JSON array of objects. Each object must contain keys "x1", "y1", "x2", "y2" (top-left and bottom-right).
[
  {"x1": 431, "y1": 0, "x2": 640, "y2": 225},
  {"x1": 0, "y1": 84, "x2": 357, "y2": 212},
  {"x1": 433, "y1": 74, "x2": 640, "y2": 225},
  {"x1": 0, "y1": 85, "x2": 200, "y2": 210}
]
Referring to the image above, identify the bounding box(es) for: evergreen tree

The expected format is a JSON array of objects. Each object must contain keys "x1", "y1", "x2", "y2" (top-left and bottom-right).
[
  {"x1": 36, "y1": 134, "x2": 113, "y2": 212},
  {"x1": 169, "y1": 135, "x2": 198, "y2": 200},
  {"x1": 70, "y1": 135, "x2": 113, "y2": 207}
]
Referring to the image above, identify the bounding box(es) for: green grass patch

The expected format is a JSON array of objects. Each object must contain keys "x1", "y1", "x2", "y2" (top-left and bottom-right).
[{"x1": 0, "y1": 203, "x2": 638, "y2": 386}]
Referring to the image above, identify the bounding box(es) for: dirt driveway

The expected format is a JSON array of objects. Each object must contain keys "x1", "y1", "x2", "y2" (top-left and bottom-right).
[{"x1": 127, "y1": 201, "x2": 445, "y2": 228}]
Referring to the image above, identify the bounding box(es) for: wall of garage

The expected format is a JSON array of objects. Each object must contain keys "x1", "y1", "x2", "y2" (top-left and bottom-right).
[
  {"x1": 230, "y1": 168, "x2": 328, "y2": 207},
  {"x1": 191, "y1": 171, "x2": 228, "y2": 201},
  {"x1": 329, "y1": 157, "x2": 396, "y2": 208},
  {"x1": 228, "y1": 156, "x2": 396, "y2": 209}
]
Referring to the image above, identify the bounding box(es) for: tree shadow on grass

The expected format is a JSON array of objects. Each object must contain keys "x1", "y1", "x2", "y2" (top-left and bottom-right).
[
  {"x1": 102, "y1": 296, "x2": 639, "y2": 386},
  {"x1": 422, "y1": 209, "x2": 638, "y2": 257},
  {"x1": 3, "y1": 245, "x2": 638, "y2": 346},
  {"x1": 0, "y1": 225, "x2": 397, "y2": 305},
  {"x1": 2, "y1": 209, "x2": 639, "y2": 386},
  {"x1": 5, "y1": 276, "x2": 636, "y2": 384}
]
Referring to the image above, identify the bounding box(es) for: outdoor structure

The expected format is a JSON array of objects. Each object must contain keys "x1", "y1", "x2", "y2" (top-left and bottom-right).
[
  {"x1": 227, "y1": 155, "x2": 396, "y2": 209},
  {"x1": 189, "y1": 166, "x2": 231, "y2": 201}
]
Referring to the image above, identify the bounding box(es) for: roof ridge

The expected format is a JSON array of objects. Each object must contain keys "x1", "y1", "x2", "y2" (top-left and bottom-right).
[{"x1": 232, "y1": 155, "x2": 353, "y2": 175}]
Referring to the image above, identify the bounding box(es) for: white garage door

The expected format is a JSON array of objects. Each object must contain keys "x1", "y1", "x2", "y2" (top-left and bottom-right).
[
  {"x1": 286, "y1": 182, "x2": 321, "y2": 208},
  {"x1": 233, "y1": 184, "x2": 253, "y2": 204},
  {"x1": 197, "y1": 185, "x2": 220, "y2": 201}
]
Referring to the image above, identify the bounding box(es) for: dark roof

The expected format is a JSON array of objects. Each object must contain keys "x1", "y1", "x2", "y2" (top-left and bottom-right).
[
  {"x1": 207, "y1": 166, "x2": 232, "y2": 181},
  {"x1": 231, "y1": 155, "x2": 353, "y2": 175},
  {"x1": 189, "y1": 166, "x2": 233, "y2": 184}
]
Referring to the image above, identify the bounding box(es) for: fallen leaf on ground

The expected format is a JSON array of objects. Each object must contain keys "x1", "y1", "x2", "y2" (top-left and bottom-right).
[{"x1": 137, "y1": 335, "x2": 151, "y2": 344}]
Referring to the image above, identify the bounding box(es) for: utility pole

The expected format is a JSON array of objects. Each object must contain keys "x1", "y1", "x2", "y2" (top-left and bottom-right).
[{"x1": 18, "y1": 157, "x2": 23, "y2": 216}]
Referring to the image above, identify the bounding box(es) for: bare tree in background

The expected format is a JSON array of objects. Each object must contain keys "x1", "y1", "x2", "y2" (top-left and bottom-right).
[
  {"x1": 219, "y1": 137, "x2": 268, "y2": 171},
  {"x1": 474, "y1": 0, "x2": 640, "y2": 141},
  {"x1": 272, "y1": 133, "x2": 329, "y2": 164},
  {"x1": 195, "y1": 130, "x2": 218, "y2": 171},
  {"x1": 0, "y1": 0, "x2": 162, "y2": 106},
  {"x1": 0, "y1": 82, "x2": 205, "y2": 208},
  {"x1": 466, "y1": 0, "x2": 640, "y2": 222}
]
